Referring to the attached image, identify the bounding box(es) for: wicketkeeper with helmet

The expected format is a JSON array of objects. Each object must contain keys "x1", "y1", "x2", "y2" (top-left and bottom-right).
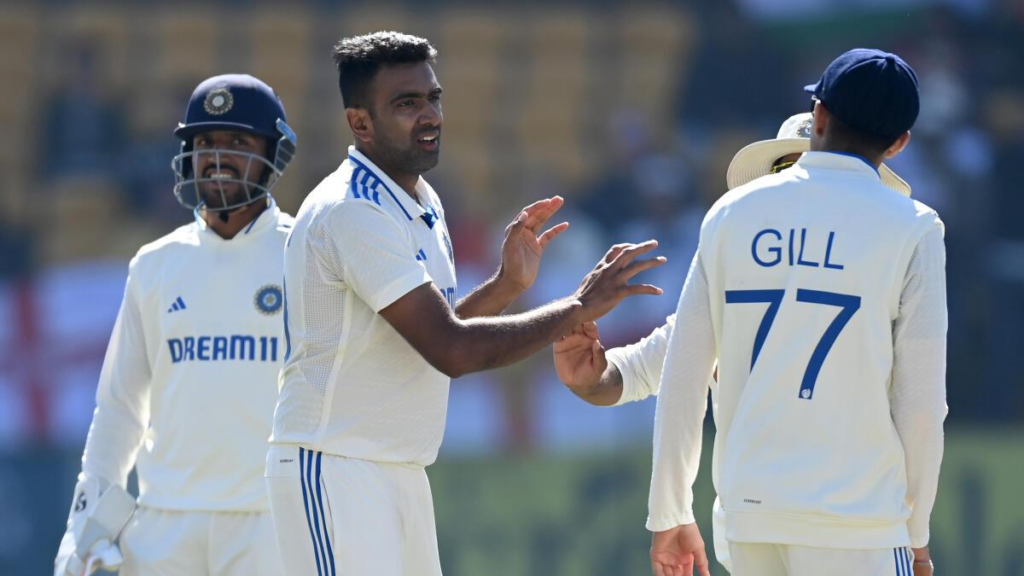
[{"x1": 55, "y1": 73, "x2": 296, "y2": 576}]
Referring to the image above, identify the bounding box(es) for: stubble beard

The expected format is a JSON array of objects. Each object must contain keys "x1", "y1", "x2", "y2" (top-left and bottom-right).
[
  {"x1": 374, "y1": 135, "x2": 440, "y2": 177},
  {"x1": 199, "y1": 182, "x2": 252, "y2": 209}
]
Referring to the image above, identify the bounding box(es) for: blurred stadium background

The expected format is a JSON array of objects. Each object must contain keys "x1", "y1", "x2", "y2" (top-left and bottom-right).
[{"x1": 1, "y1": 0, "x2": 1022, "y2": 574}]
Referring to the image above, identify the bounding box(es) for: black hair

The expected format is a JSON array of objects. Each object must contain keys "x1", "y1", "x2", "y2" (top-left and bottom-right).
[
  {"x1": 825, "y1": 110, "x2": 901, "y2": 158},
  {"x1": 331, "y1": 31, "x2": 438, "y2": 110}
]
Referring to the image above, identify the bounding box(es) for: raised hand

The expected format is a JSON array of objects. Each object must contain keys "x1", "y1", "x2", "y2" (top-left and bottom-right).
[
  {"x1": 499, "y1": 196, "x2": 570, "y2": 292},
  {"x1": 651, "y1": 524, "x2": 711, "y2": 576},
  {"x1": 573, "y1": 241, "x2": 666, "y2": 322},
  {"x1": 553, "y1": 321, "x2": 607, "y2": 393}
]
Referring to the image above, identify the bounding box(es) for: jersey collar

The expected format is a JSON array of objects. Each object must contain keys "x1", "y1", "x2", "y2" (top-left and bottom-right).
[
  {"x1": 347, "y1": 146, "x2": 430, "y2": 221},
  {"x1": 796, "y1": 151, "x2": 883, "y2": 181},
  {"x1": 193, "y1": 196, "x2": 281, "y2": 240}
]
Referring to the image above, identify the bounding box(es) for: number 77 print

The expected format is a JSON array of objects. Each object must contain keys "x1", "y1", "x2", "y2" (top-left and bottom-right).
[{"x1": 724, "y1": 288, "x2": 861, "y2": 400}]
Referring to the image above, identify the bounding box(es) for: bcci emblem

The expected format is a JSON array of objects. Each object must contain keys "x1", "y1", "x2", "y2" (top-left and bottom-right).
[
  {"x1": 204, "y1": 87, "x2": 234, "y2": 116},
  {"x1": 254, "y1": 284, "x2": 283, "y2": 315},
  {"x1": 796, "y1": 118, "x2": 813, "y2": 138}
]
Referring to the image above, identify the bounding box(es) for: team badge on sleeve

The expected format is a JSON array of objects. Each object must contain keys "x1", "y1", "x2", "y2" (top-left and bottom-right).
[{"x1": 255, "y1": 284, "x2": 284, "y2": 315}]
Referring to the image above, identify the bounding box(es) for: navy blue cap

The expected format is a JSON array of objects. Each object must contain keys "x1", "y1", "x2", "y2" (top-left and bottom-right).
[
  {"x1": 174, "y1": 74, "x2": 288, "y2": 142},
  {"x1": 804, "y1": 48, "x2": 920, "y2": 140}
]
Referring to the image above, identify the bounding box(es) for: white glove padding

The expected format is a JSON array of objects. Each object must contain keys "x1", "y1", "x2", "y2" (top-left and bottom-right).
[
  {"x1": 54, "y1": 476, "x2": 136, "y2": 576},
  {"x1": 55, "y1": 535, "x2": 122, "y2": 576}
]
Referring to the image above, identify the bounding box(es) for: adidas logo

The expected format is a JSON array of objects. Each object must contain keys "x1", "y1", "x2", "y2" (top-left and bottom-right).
[
  {"x1": 415, "y1": 249, "x2": 427, "y2": 261},
  {"x1": 167, "y1": 296, "x2": 187, "y2": 313}
]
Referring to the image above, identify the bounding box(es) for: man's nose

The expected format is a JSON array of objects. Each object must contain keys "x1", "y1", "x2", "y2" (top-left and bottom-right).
[{"x1": 419, "y1": 102, "x2": 441, "y2": 127}]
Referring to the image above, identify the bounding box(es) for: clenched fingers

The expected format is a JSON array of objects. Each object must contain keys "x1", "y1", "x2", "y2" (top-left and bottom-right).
[{"x1": 553, "y1": 335, "x2": 594, "y2": 353}]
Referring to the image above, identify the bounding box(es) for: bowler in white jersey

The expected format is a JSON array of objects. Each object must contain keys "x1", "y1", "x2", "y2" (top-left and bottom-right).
[
  {"x1": 645, "y1": 49, "x2": 946, "y2": 576},
  {"x1": 54, "y1": 74, "x2": 297, "y2": 576},
  {"x1": 266, "y1": 32, "x2": 667, "y2": 576},
  {"x1": 553, "y1": 111, "x2": 915, "y2": 574}
]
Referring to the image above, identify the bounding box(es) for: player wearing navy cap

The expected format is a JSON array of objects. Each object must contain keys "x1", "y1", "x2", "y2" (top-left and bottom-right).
[
  {"x1": 54, "y1": 74, "x2": 297, "y2": 576},
  {"x1": 645, "y1": 49, "x2": 945, "y2": 576},
  {"x1": 554, "y1": 111, "x2": 915, "y2": 574}
]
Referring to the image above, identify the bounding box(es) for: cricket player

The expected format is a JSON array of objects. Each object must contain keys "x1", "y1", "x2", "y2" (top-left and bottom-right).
[
  {"x1": 555, "y1": 111, "x2": 911, "y2": 404},
  {"x1": 265, "y1": 31, "x2": 665, "y2": 576},
  {"x1": 555, "y1": 110, "x2": 913, "y2": 573},
  {"x1": 643, "y1": 49, "x2": 945, "y2": 576},
  {"x1": 54, "y1": 74, "x2": 297, "y2": 576}
]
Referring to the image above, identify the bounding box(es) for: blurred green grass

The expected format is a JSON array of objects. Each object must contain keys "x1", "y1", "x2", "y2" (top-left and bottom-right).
[
  {"x1": 431, "y1": 428, "x2": 1024, "y2": 576},
  {"x1": 17, "y1": 428, "x2": 1024, "y2": 575}
]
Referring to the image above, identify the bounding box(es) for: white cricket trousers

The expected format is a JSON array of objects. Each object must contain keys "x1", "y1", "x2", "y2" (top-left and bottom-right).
[
  {"x1": 727, "y1": 542, "x2": 916, "y2": 576},
  {"x1": 265, "y1": 445, "x2": 443, "y2": 576},
  {"x1": 119, "y1": 507, "x2": 283, "y2": 576}
]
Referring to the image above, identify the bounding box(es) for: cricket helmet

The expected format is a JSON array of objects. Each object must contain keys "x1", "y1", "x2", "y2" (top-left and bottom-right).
[{"x1": 171, "y1": 74, "x2": 297, "y2": 211}]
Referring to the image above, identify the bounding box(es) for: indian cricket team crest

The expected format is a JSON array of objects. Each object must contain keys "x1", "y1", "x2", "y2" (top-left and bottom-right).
[
  {"x1": 795, "y1": 117, "x2": 813, "y2": 138},
  {"x1": 254, "y1": 284, "x2": 283, "y2": 315},
  {"x1": 204, "y1": 87, "x2": 234, "y2": 116}
]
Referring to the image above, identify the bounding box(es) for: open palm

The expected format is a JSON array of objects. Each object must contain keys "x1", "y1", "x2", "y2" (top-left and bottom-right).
[{"x1": 500, "y1": 196, "x2": 569, "y2": 291}]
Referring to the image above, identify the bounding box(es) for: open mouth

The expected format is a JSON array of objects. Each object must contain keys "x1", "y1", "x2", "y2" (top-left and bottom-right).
[
  {"x1": 416, "y1": 132, "x2": 440, "y2": 149},
  {"x1": 203, "y1": 168, "x2": 240, "y2": 180}
]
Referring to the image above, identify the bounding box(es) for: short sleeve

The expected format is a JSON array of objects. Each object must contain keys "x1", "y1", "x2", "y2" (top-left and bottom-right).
[{"x1": 321, "y1": 201, "x2": 431, "y2": 313}]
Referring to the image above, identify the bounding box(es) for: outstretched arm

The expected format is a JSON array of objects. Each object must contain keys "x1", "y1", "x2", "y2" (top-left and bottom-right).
[
  {"x1": 553, "y1": 322, "x2": 622, "y2": 406},
  {"x1": 381, "y1": 242, "x2": 666, "y2": 378},
  {"x1": 555, "y1": 316, "x2": 676, "y2": 406}
]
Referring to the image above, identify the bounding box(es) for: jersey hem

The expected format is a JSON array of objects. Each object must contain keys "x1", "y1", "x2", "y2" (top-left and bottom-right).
[
  {"x1": 724, "y1": 510, "x2": 910, "y2": 549},
  {"x1": 137, "y1": 495, "x2": 270, "y2": 513},
  {"x1": 267, "y1": 440, "x2": 431, "y2": 469}
]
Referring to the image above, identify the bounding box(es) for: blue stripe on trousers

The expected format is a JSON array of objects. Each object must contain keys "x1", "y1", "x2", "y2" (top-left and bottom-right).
[
  {"x1": 299, "y1": 448, "x2": 323, "y2": 576},
  {"x1": 315, "y1": 452, "x2": 337, "y2": 575},
  {"x1": 306, "y1": 449, "x2": 330, "y2": 575},
  {"x1": 894, "y1": 546, "x2": 911, "y2": 575}
]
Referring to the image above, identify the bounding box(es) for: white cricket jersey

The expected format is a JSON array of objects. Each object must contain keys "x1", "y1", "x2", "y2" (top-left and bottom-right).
[
  {"x1": 606, "y1": 314, "x2": 675, "y2": 406},
  {"x1": 649, "y1": 152, "x2": 947, "y2": 549},
  {"x1": 81, "y1": 200, "x2": 294, "y2": 511},
  {"x1": 270, "y1": 147, "x2": 458, "y2": 467}
]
